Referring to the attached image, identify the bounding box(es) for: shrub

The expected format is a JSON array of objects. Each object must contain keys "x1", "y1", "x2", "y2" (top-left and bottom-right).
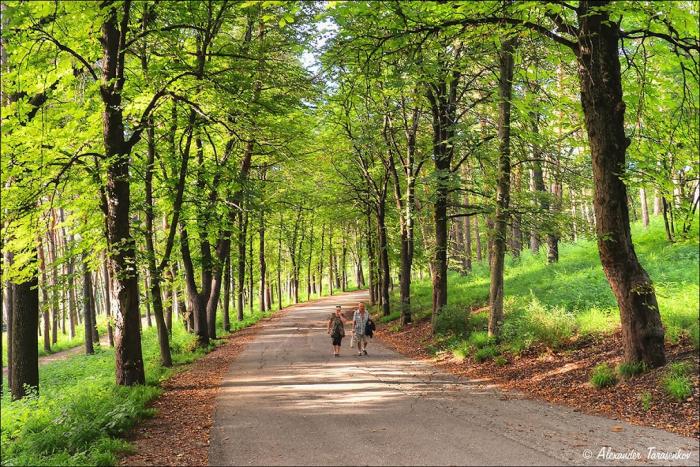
[
  {"x1": 590, "y1": 363, "x2": 617, "y2": 388},
  {"x1": 500, "y1": 298, "x2": 575, "y2": 350},
  {"x1": 433, "y1": 305, "x2": 469, "y2": 335},
  {"x1": 434, "y1": 304, "x2": 487, "y2": 337},
  {"x1": 666, "y1": 361, "x2": 692, "y2": 378},
  {"x1": 494, "y1": 355, "x2": 508, "y2": 366},
  {"x1": 662, "y1": 361, "x2": 694, "y2": 401},
  {"x1": 474, "y1": 345, "x2": 499, "y2": 363},
  {"x1": 617, "y1": 361, "x2": 646, "y2": 379},
  {"x1": 452, "y1": 342, "x2": 471, "y2": 361},
  {"x1": 663, "y1": 375, "x2": 692, "y2": 401},
  {"x1": 379, "y1": 310, "x2": 400, "y2": 324},
  {"x1": 467, "y1": 331, "x2": 495, "y2": 350},
  {"x1": 640, "y1": 392, "x2": 653, "y2": 411},
  {"x1": 691, "y1": 323, "x2": 700, "y2": 350}
]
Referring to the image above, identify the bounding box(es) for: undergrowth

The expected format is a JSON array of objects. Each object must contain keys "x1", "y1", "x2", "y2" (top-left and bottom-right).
[
  {"x1": 0, "y1": 283, "x2": 341, "y2": 466},
  {"x1": 383, "y1": 218, "x2": 699, "y2": 361}
]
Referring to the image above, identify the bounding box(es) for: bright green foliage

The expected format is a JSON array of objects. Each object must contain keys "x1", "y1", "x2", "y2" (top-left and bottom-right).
[
  {"x1": 590, "y1": 364, "x2": 617, "y2": 389},
  {"x1": 660, "y1": 362, "x2": 694, "y2": 402},
  {"x1": 386, "y1": 219, "x2": 699, "y2": 353},
  {"x1": 640, "y1": 392, "x2": 653, "y2": 411}
]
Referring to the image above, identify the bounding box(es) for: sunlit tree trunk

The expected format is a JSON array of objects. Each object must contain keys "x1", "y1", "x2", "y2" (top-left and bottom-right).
[
  {"x1": 488, "y1": 34, "x2": 515, "y2": 337},
  {"x1": 575, "y1": 0, "x2": 665, "y2": 366},
  {"x1": 640, "y1": 188, "x2": 649, "y2": 228}
]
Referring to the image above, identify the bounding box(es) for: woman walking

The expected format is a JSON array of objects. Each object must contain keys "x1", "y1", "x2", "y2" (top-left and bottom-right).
[{"x1": 327, "y1": 305, "x2": 347, "y2": 357}]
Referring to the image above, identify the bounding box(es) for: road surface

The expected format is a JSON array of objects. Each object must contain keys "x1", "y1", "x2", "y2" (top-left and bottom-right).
[{"x1": 209, "y1": 290, "x2": 698, "y2": 466}]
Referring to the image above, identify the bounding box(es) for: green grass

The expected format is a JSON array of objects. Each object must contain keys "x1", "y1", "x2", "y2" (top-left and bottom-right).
[
  {"x1": 663, "y1": 375, "x2": 692, "y2": 401},
  {"x1": 2, "y1": 319, "x2": 110, "y2": 367},
  {"x1": 384, "y1": 217, "x2": 699, "y2": 358},
  {"x1": 590, "y1": 363, "x2": 618, "y2": 388},
  {"x1": 1, "y1": 321, "x2": 202, "y2": 466},
  {"x1": 640, "y1": 391, "x2": 653, "y2": 411},
  {"x1": 661, "y1": 361, "x2": 694, "y2": 401},
  {"x1": 0, "y1": 281, "x2": 354, "y2": 466},
  {"x1": 474, "y1": 345, "x2": 500, "y2": 363},
  {"x1": 617, "y1": 361, "x2": 646, "y2": 379}
]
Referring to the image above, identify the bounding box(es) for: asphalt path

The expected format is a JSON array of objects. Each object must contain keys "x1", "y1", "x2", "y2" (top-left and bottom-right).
[{"x1": 209, "y1": 290, "x2": 698, "y2": 466}]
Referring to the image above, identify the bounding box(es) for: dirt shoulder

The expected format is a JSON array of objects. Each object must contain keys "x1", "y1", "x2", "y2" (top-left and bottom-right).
[
  {"x1": 374, "y1": 318, "x2": 700, "y2": 440},
  {"x1": 119, "y1": 310, "x2": 293, "y2": 466}
]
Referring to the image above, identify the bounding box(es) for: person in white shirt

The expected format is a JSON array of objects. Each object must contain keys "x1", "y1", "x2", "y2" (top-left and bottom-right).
[{"x1": 352, "y1": 302, "x2": 370, "y2": 356}]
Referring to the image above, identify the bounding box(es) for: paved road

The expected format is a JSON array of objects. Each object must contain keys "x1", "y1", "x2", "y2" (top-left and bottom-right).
[{"x1": 209, "y1": 290, "x2": 698, "y2": 466}]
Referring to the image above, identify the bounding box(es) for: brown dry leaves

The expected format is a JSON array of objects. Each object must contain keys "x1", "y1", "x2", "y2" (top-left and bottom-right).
[
  {"x1": 120, "y1": 311, "x2": 291, "y2": 466},
  {"x1": 375, "y1": 319, "x2": 700, "y2": 439}
]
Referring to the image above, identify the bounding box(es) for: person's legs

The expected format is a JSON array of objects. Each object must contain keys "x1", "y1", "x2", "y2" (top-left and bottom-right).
[
  {"x1": 356, "y1": 337, "x2": 363, "y2": 355},
  {"x1": 332, "y1": 336, "x2": 342, "y2": 355}
]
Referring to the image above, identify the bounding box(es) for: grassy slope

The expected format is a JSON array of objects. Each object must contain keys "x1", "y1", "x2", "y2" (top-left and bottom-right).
[
  {"x1": 382, "y1": 217, "x2": 699, "y2": 353},
  {"x1": 1, "y1": 286, "x2": 353, "y2": 466}
]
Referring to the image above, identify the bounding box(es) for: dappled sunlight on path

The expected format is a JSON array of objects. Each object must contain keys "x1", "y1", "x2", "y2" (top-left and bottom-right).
[{"x1": 209, "y1": 290, "x2": 699, "y2": 466}]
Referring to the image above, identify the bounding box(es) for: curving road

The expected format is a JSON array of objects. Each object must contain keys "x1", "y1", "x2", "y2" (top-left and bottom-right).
[{"x1": 209, "y1": 290, "x2": 698, "y2": 466}]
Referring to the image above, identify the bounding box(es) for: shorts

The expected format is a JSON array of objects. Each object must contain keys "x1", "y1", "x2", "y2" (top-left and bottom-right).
[
  {"x1": 354, "y1": 334, "x2": 368, "y2": 346},
  {"x1": 332, "y1": 335, "x2": 343, "y2": 346}
]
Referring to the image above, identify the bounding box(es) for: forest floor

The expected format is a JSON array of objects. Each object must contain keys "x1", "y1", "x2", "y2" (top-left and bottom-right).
[
  {"x1": 115, "y1": 289, "x2": 699, "y2": 466},
  {"x1": 119, "y1": 304, "x2": 299, "y2": 466},
  {"x1": 374, "y1": 317, "x2": 700, "y2": 440}
]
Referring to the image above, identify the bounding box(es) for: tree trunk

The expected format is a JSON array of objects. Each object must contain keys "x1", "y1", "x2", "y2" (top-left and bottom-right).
[
  {"x1": 474, "y1": 214, "x2": 483, "y2": 262},
  {"x1": 10, "y1": 259, "x2": 39, "y2": 400},
  {"x1": 259, "y1": 212, "x2": 267, "y2": 311},
  {"x1": 144, "y1": 273, "x2": 152, "y2": 328},
  {"x1": 67, "y1": 251, "x2": 77, "y2": 340},
  {"x1": 223, "y1": 255, "x2": 231, "y2": 332},
  {"x1": 38, "y1": 236, "x2": 51, "y2": 353},
  {"x1": 377, "y1": 206, "x2": 391, "y2": 316},
  {"x1": 510, "y1": 168, "x2": 522, "y2": 258},
  {"x1": 488, "y1": 34, "x2": 515, "y2": 338},
  {"x1": 100, "y1": 253, "x2": 114, "y2": 346},
  {"x1": 277, "y1": 216, "x2": 283, "y2": 310},
  {"x1": 179, "y1": 227, "x2": 209, "y2": 347},
  {"x1": 90, "y1": 273, "x2": 99, "y2": 343},
  {"x1": 48, "y1": 219, "x2": 59, "y2": 345},
  {"x1": 530, "y1": 152, "x2": 547, "y2": 255},
  {"x1": 328, "y1": 228, "x2": 334, "y2": 296},
  {"x1": 82, "y1": 257, "x2": 95, "y2": 355},
  {"x1": 653, "y1": 189, "x2": 661, "y2": 216},
  {"x1": 237, "y1": 211, "x2": 248, "y2": 321},
  {"x1": 463, "y1": 201, "x2": 472, "y2": 273},
  {"x1": 318, "y1": 224, "x2": 325, "y2": 296},
  {"x1": 248, "y1": 230, "x2": 254, "y2": 313},
  {"x1": 144, "y1": 122, "x2": 172, "y2": 365},
  {"x1": 341, "y1": 237, "x2": 347, "y2": 292},
  {"x1": 431, "y1": 158, "x2": 449, "y2": 329},
  {"x1": 575, "y1": 0, "x2": 665, "y2": 367},
  {"x1": 4, "y1": 251, "x2": 14, "y2": 391},
  {"x1": 366, "y1": 210, "x2": 377, "y2": 305},
  {"x1": 640, "y1": 188, "x2": 649, "y2": 228},
  {"x1": 100, "y1": 0, "x2": 145, "y2": 385}
]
